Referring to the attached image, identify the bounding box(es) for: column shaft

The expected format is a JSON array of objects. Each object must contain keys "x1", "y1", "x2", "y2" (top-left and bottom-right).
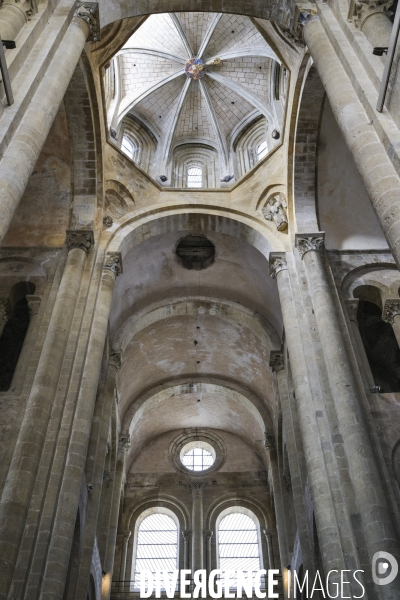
[
  {"x1": 182, "y1": 531, "x2": 191, "y2": 570},
  {"x1": 102, "y1": 458, "x2": 125, "y2": 600},
  {"x1": 74, "y1": 353, "x2": 122, "y2": 600},
  {"x1": 273, "y1": 363, "x2": 314, "y2": 574},
  {"x1": 361, "y1": 11, "x2": 393, "y2": 48},
  {"x1": 266, "y1": 447, "x2": 289, "y2": 569},
  {"x1": 0, "y1": 1, "x2": 29, "y2": 41},
  {"x1": 119, "y1": 531, "x2": 132, "y2": 586},
  {"x1": 263, "y1": 531, "x2": 275, "y2": 570},
  {"x1": 190, "y1": 483, "x2": 205, "y2": 573},
  {"x1": 270, "y1": 257, "x2": 346, "y2": 579},
  {"x1": 303, "y1": 15, "x2": 400, "y2": 270},
  {"x1": 38, "y1": 255, "x2": 122, "y2": 600},
  {"x1": 0, "y1": 16, "x2": 89, "y2": 245},
  {"x1": 300, "y1": 240, "x2": 400, "y2": 594},
  {"x1": 0, "y1": 243, "x2": 89, "y2": 599}
]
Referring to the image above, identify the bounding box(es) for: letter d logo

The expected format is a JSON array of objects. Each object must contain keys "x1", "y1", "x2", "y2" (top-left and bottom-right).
[{"x1": 372, "y1": 552, "x2": 398, "y2": 586}]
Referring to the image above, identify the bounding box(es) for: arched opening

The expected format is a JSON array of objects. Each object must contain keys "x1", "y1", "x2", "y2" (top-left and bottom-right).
[
  {"x1": 132, "y1": 511, "x2": 179, "y2": 589},
  {"x1": 357, "y1": 300, "x2": 400, "y2": 392},
  {"x1": 217, "y1": 509, "x2": 263, "y2": 590},
  {"x1": 187, "y1": 165, "x2": 203, "y2": 188},
  {"x1": 0, "y1": 281, "x2": 35, "y2": 391}
]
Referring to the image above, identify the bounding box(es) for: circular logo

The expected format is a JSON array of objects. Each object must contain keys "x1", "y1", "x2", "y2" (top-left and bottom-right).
[
  {"x1": 185, "y1": 58, "x2": 206, "y2": 80},
  {"x1": 372, "y1": 551, "x2": 398, "y2": 586}
]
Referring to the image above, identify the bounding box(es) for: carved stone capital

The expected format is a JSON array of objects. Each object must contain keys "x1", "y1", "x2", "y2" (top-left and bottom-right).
[
  {"x1": 262, "y1": 528, "x2": 273, "y2": 541},
  {"x1": 265, "y1": 433, "x2": 275, "y2": 450},
  {"x1": 382, "y1": 299, "x2": 400, "y2": 325},
  {"x1": 103, "y1": 215, "x2": 113, "y2": 228},
  {"x1": 26, "y1": 295, "x2": 41, "y2": 318},
  {"x1": 74, "y1": 1, "x2": 100, "y2": 42},
  {"x1": 104, "y1": 253, "x2": 123, "y2": 277},
  {"x1": 203, "y1": 529, "x2": 213, "y2": 540},
  {"x1": 354, "y1": 0, "x2": 394, "y2": 27},
  {"x1": 0, "y1": 299, "x2": 11, "y2": 323},
  {"x1": 189, "y1": 481, "x2": 206, "y2": 496},
  {"x1": 182, "y1": 529, "x2": 192, "y2": 541},
  {"x1": 269, "y1": 252, "x2": 287, "y2": 279},
  {"x1": 295, "y1": 233, "x2": 325, "y2": 259},
  {"x1": 124, "y1": 530, "x2": 132, "y2": 540},
  {"x1": 299, "y1": 11, "x2": 319, "y2": 26},
  {"x1": 119, "y1": 434, "x2": 130, "y2": 449},
  {"x1": 66, "y1": 229, "x2": 94, "y2": 254},
  {"x1": 269, "y1": 350, "x2": 284, "y2": 373},
  {"x1": 110, "y1": 351, "x2": 122, "y2": 371}
]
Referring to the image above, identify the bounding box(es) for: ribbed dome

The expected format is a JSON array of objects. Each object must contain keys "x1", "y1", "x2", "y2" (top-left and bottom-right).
[{"x1": 107, "y1": 13, "x2": 285, "y2": 186}]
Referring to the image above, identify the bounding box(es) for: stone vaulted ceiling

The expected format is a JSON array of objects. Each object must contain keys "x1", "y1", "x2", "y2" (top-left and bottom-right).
[{"x1": 110, "y1": 12, "x2": 281, "y2": 178}]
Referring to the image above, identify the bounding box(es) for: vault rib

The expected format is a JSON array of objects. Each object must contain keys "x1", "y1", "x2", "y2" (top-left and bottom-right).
[
  {"x1": 118, "y1": 70, "x2": 184, "y2": 121},
  {"x1": 199, "y1": 78, "x2": 229, "y2": 171},
  {"x1": 198, "y1": 13, "x2": 223, "y2": 58},
  {"x1": 207, "y1": 71, "x2": 275, "y2": 126},
  {"x1": 162, "y1": 77, "x2": 192, "y2": 164},
  {"x1": 170, "y1": 14, "x2": 194, "y2": 58}
]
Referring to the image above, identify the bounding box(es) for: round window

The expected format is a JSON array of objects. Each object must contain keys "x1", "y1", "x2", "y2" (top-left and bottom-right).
[{"x1": 180, "y1": 441, "x2": 216, "y2": 472}]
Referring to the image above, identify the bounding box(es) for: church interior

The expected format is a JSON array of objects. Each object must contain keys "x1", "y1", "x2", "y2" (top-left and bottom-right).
[{"x1": 0, "y1": 0, "x2": 400, "y2": 598}]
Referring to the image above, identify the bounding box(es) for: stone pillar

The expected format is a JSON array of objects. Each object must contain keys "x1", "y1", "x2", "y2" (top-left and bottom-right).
[
  {"x1": 269, "y1": 352, "x2": 314, "y2": 575},
  {"x1": 354, "y1": 0, "x2": 394, "y2": 48},
  {"x1": 302, "y1": 14, "x2": 400, "y2": 271},
  {"x1": 102, "y1": 435, "x2": 130, "y2": 600},
  {"x1": 262, "y1": 529, "x2": 275, "y2": 570},
  {"x1": 295, "y1": 234, "x2": 400, "y2": 593},
  {"x1": 119, "y1": 530, "x2": 132, "y2": 589},
  {"x1": 264, "y1": 434, "x2": 289, "y2": 571},
  {"x1": 0, "y1": 0, "x2": 36, "y2": 42},
  {"x1": 0, "y1": 4, "x2": 99, "y2": 246},
  {"x1": 37, "y1": 253, "x2": 122, "y2": 600},
  {"x1": 182, "y1": 530, "x2": 192, "y2": 570},
  {"x1": 382, "y1": 298, "x2": 400, "y2": 348},
  {"x1": 269, "y1": 254, "x2": 350, "y2": 583},
  {"x1": 0, "y1": 299, "x2": 10, "y2": 337},
  {"x1": 189, "y1": 482, "x2": 206, "y2": 573},
  {"x1": 203, "y1": 530, "x2": 213, "y2": 574},
  {"x1": 0, "y1": 230, "x2": 93, "y2": 600},
  {"x1": 74, "y1": 351, "x2": 122, "y2": 600}
]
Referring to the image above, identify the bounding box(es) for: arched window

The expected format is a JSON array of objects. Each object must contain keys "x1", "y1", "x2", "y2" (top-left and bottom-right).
[
  {"x1": 187, "y1": 166, "x2": 203, "y2": 188},
  {"x1": 217, "y1": 511, "x2": 262, "y2": 589},
  {"x1": 121, "y1": 135, "x2": 137, "y2": 159},
  {"x1": 133, "y1": 512, "x2": 178, "y2": 589},
  {"x1": 256, "y1": 141, "x2": 268, "y2": 161}
]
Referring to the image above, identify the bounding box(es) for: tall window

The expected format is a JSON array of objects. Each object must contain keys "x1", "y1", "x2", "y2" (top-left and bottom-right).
[
  {"x1": 133, "y1": 513, "x2": 178, "y2": 588},
  {"x1": 187, "y1": 166, "x2": 203, "y2": 188},
  {"x1": 218, "y1": 512, "x2": 262, "y2": 588},
  {"x1": 256, "y1": 141, "x2": 268, "y2": 161},
  {"x1": 121, "y1": 135, "x2": 137, "y2": 160}
]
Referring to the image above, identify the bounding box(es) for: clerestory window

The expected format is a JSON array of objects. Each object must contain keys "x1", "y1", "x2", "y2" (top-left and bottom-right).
[
  {"x1": 187, "y1": 166, "x2": 203, "y2": 188},
  {"x1": 218, "y1": 511, "x2": 262, "y2": 589},
  {"x1": 121, "y1": 135, "x2": 137, "y2": 160},
  {"x1": 133, "y1": 512, "x2": 178, "y2": 589},
  {"x1": 256, "y1": 141, "x2": 268, "y2": 161}
]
